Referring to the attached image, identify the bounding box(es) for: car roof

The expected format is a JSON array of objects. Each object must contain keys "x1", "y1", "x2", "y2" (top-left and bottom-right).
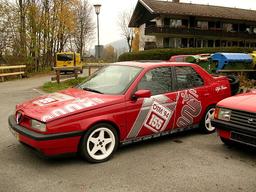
[{"x1": 113, "y1": 61, "x2": 197, "y2": 68}]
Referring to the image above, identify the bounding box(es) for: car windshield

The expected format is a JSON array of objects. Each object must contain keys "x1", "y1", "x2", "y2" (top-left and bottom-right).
[
  {"x1": 78, "y1": 65, "x2": 142, "y2": 95},
  {"x1": 57, "y1": 54, "x2": 73, "y2": 61}
]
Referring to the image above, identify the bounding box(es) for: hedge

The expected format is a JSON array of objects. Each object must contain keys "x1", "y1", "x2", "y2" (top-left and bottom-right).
[{"x1": 118, "y1": 47, "x2": 254, "y2": 61}]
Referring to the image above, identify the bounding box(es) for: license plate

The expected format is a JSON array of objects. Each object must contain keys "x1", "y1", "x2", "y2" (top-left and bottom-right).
[{"x1": 9, "y1": 127, "x2": 19, "y2": 141}]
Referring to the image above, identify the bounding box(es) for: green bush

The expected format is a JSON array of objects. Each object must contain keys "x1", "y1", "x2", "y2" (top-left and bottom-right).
[{"x1": 118, "y1": 47, "x2": 254, "y2": 61}]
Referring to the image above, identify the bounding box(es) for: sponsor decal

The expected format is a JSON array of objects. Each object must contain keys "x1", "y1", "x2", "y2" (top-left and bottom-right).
[
  {"x1": 127, "y1": 94, "x2": 177, "y2": 139},
  {"x1": 126, "y1": 90, "x2": 202, "y2": 140},
  {"x1": 144, "y1": 101, "x2": 173, "y2": 133},
  {"x1": 215, "y1": 86, "x2": 228, "y2": 93},
  {"x1": 41, "y1": 97, "x2": 104, "y2": 122},
  {"x1": 176, "y1": 89, "x2": 202, "y2": 128},
  {"x1": 33, "y1": 93, "x2": 74, "y2": 106}
]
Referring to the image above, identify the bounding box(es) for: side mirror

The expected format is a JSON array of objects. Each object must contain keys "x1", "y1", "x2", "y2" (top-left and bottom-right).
[{"x1": 133, "y1": 90, "x2": 151, "y2": 100}]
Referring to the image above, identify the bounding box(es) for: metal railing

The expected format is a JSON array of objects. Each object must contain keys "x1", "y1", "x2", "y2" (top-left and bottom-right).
[{"x1": 145, "y1": 26, "x2": 256, "y2": 39}]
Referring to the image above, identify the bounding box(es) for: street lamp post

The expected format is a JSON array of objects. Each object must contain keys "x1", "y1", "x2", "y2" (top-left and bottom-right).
[{"x1": 94, "y1": 4, "x2": 101, "y2": 59}]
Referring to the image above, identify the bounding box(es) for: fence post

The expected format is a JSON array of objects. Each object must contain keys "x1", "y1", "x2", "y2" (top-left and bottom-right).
[
  {"x1": 56, "y1": 69, "x2": 60, "y2": 84},
  {"x1": 74, "y1": 69, "x2": 78, "y2": 79}
]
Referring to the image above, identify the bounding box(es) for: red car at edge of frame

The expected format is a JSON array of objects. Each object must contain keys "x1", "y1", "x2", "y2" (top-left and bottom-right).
[{"x1": 212, "y1": 90, "x2": 256, "y2": 148}]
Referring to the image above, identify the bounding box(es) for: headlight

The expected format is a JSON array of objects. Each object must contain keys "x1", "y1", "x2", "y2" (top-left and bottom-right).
[
  {"x1": 215, "y1": 108, "x2": 231, "y2": 121},
  {"x1": 31, "y1": 119, "x2": 46, "y2": 132}
]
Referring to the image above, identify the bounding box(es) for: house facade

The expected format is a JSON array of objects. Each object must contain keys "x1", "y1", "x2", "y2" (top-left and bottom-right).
[{"x1": 129, "y1": 0, "x2": 256, "y2": 50}]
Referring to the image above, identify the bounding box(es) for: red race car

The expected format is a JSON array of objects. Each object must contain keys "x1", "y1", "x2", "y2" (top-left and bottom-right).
[{"x1": 9, "y1": 61, "x2": 234, "y2": 163}]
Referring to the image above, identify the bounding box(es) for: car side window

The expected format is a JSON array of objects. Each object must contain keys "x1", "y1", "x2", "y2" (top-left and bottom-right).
[
  {"x1": 175, "y1": 66, "x2": 204, "y2": 90},
  {"x1": 137, "y1": 67, "x2": 172, "y2": 95}
]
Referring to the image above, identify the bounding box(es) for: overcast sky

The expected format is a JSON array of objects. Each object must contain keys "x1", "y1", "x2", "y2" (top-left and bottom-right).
[{"x1": 89, "y1": 0, "x2": 256, "y2": 48}]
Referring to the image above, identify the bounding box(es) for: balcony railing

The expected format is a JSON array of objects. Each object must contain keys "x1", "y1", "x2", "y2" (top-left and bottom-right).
[{"x1": 145, "y1": 26, "x2": 256, "y2": 39}]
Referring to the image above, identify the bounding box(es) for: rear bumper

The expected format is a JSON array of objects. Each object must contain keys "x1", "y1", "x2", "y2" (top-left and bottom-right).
[
  {"x1": 212, "y1": 119, "x2": 256, "y2": 147},
  {"x1": 8, "y1": 115, "x2": 83, "y2": 156}
]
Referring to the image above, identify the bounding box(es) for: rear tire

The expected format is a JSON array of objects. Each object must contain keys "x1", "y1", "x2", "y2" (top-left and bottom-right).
[
  {"x1": 227, "y1": 75, "x2": 239, "y2": 95},
  {"x1": 79, "y1": 123, "x2": 118, "y2": 163},
  {"x1": 200, "y1": 106, "x2": 216, "y2": 134},
  {"x1": 220, "y1": 137, "x2": 234, "y2": 146}
]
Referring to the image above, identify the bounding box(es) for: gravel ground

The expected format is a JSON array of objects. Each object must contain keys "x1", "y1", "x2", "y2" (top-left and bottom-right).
[{"x1": 0, "y1": 75, "x2": 255, "y2": 192}]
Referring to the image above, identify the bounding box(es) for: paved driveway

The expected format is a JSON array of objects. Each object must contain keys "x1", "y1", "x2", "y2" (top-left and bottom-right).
[{"x1": 0, "y1": 76, "x2": 255, "y2": 192}]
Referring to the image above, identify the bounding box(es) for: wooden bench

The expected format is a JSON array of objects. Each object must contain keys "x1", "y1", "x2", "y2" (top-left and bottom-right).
[{"x1": 0, "y1": 65, "x2": 26, "y2": 82}]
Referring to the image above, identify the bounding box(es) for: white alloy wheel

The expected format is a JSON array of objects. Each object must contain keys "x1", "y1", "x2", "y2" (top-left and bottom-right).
[
  {"x1": 204, "y1": 108, "x2": 215, "y2": 132},
  {"x1": 80, "y1": 124, "x2": 118, "y2": 163},
  {"x1": 87, "y1": 127, "x2": 115, "y2": 160}
]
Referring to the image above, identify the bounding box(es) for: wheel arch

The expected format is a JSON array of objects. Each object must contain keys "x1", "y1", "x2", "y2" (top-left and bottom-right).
[
  {"x1": 78, "y1": 120, "x2": 121, "y2": 151},
  {"x1": 201, "y1": 103, "x2": 216, "y2": 117}
]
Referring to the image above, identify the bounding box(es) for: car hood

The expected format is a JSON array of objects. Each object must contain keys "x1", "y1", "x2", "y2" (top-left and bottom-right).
[
  {"x1": 217, "y1": 91, "x2": 256, "y2": 113},
  {"x1": 16, "y1": 88, "x2": 124, "y2": 122}
]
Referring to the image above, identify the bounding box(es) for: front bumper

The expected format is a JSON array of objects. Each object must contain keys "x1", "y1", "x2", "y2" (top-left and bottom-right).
[
  {"x1": 8, "y1": 115, "x2": 83, "y2": 156},
  {"x1": 212, "y1": 119, "x2": 256, "y2": 147}
]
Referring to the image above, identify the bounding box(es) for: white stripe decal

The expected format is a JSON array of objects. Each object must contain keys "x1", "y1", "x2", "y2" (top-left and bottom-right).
[{"x1": 127, "y1": 95, "x2": 171, "y2": 139}]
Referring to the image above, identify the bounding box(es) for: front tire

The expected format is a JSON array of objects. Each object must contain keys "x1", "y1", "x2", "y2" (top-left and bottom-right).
[
  {"x1": 200, "y1": 106, "x2": 216, "y2": 133},
  {"x1": 80, "y1": 123, "x2": 118, "y2": 163}
]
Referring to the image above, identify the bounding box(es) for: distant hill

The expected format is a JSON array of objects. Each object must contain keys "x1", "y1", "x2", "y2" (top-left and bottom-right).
[
  {"x1": 107, "y1": 39, "x2": 129, "y2": 56},
  {"x1": 88, "y1": 39, "x2": 129, "y2": 57}
]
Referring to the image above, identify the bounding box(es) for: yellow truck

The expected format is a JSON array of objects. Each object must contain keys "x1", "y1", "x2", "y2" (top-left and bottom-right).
[{"x1": 56, "y1": 52, "x2": 83, "y2": 73}]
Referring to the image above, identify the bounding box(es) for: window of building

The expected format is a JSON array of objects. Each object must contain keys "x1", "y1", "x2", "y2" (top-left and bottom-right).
[
  {"x1": 239, "y1": 41, "x2": 245, "y2": 47},
  {"x1": 181, "y1": 38, "x2": 188, "y2": 48},
  {"x1": 223, "y1": 23, "x2": 232, "y2": 32},
  {"x1": 170, "y1": 19, "x2": 182, "y2": 28},
  {"x1": 174, "y1": 66, "x2": 204, "y2": 90},
  {"x1": 169, "y1": 38, "x2": 175, "y2": 48},
  {"x1": 253, "y1": 27, "x2": 256, "y2": 34},
  {"x1": 137, "y1": 67, "x2": 172, "y2": 95},
  {"x1": 216, "y1": 21, "x2": 221, "y2": 29},
  {"x1": 208, "y1": 40, "x2": 214, "y2": 47},
  {"x1": 182, "y1": 19, "x2": 188, "y2": 27},
  {"x1": 215, "y1": 40, "x2": 220, "y2": 47},
  {"x1": 208, "y1": 21, "x2": 215, "y2": 29},
  {"x1": 163, "y1": 38, "x2": 170, "y2": 48},
  {"x1": 189, "y1": 38, "x2": 194, "y2": 47},
  {"x1": 196, "y1": 39, "x2": 202, "y2": 48},
  {"x1": 232, "y1": 41, "x2": 238, "y2": 46},
  {"x1": 163, "y1": 18, "x2": 170, "y2": 27},
  {"x1": 221, "y1": 41, "x2": 227, "y2": 47},
  {"x1": 197, "y1": 21, "x2": 208, "y2": 29},
  {"x1": 232, "y1": 24, "x2": 239, "y2": 32}
]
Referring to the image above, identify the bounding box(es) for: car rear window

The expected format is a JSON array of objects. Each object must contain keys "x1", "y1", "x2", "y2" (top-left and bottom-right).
[{"x1": 175, "y1": 66, "x2": 204, "y2": 90}]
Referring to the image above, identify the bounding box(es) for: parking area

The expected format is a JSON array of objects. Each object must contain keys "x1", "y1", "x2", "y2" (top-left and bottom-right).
[{"x1": 0, "y1": 76, "x2": 255, "y2": 192}]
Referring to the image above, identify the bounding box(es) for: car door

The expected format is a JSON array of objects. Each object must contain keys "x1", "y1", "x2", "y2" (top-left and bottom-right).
[
  {"x1": 172, "y1": 66, "x2": 209, "y2": 129},
  {"x1": 125, "y1": 66, "x2": 179, "y2": 140}
]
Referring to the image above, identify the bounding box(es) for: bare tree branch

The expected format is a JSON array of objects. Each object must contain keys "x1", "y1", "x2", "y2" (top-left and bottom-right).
[{"x1": 117, "y1": 9, "x2": 134, "y2": 52}]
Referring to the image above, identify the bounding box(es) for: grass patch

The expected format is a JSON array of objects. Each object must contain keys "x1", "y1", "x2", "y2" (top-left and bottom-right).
[{"x1": 42, "y1": 77, "x2": 86, "y2": 93}]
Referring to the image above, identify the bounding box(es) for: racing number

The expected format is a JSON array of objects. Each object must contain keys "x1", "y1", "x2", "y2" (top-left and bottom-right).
[
  {"x1": 145, "y1": 111, "x2": 166, "y2": 132},
  {"x1": 148, "y1": 113, "x2": 164, "y2": 130}
]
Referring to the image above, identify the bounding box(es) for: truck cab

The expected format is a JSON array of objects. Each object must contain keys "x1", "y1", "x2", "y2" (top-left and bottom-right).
[{"x1": 56, "y1": 52, "x2": 82, "y2": 73}]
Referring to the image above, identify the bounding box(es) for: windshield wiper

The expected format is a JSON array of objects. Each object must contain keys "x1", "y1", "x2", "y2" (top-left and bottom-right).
[{"x1": 82, "y1": 87, "x2": 103, "y2": 94}]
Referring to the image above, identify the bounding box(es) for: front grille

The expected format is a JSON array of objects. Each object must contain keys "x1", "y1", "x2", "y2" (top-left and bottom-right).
[
  {"x1": 230, "y1": 110, "x2": 256, "y2": 129},
  {"x1": 231, "y1": 132, "x2": 256, "y2": 147}
]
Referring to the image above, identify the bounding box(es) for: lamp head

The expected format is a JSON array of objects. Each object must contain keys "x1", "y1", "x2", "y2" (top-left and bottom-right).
[{"x1": 94, "y1": 4, "x2": 101, "y2": 15}]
